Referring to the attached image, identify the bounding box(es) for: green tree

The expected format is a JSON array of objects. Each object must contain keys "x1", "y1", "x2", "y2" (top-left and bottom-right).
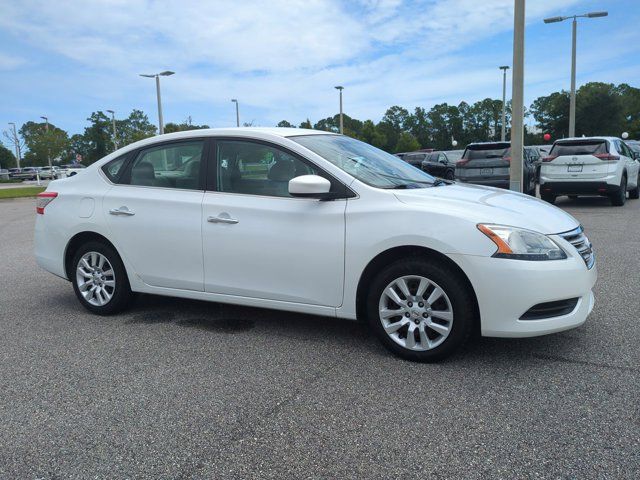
[
  {"x1": 530, "y1": 91, "x2": 570, "y2": 138},
  {"x1": 395, "y1": 132, "x2": 420, "y2": 153},
  {"x1": 118, "y1": 109, "x2": 157, "y2": 146},
  {"x1": 575, "y1": 82, "x2": 624, "y2": 137},
  {"x1": 19, "y1": 121, "x2": 70, "y2": 166},
  {"x1": 164, "y1": 117, "x2": 210, "y2": 133},
  {"x1": 299, "y1": 118, "x2": 313, "y2": 129},
  {"x1": 358, "y1": 120, "x2": 387, "y2": 149},
  {"x1": 0, "y1": 143, "x2": 16, "y2": 169},
  {"x1": 277, "y1": 120, "x2": 294, "y2": 128}
]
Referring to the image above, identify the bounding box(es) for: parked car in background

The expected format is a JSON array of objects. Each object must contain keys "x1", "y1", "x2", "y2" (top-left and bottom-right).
[
  {"x1": 34, "y1": 128, "x2": 596, "y2": 362},
  {"x1": 420, "y1": 150, "x2": 463, "y2": 180},
  {"x1": 60, "y1": 164, "x2": 86, "y2": 177},
  {"x1": 0, "y1": 168, "x2": 9, "y2": 180},
  {"x1": 395, "y1": 152, "x2": 408, "y2": 161},
  {"x1": 39, "y1": 166, "x2": 61, "y2": 180},
  {"x1": 8, "y1": 168, "x2": 22, "y2": 178},
  {"x1": 455, "y1": 142, "x2": 537, "y2": 195},
  {"x1": 15, "y1": 167, "x2": 39, "y2": 180},
  {"x1": 539, "y1": 137, "x2": 640, "y2": 206},
  {"x1": 402, "y1": 151, "x2": 428, "y2": 169}
]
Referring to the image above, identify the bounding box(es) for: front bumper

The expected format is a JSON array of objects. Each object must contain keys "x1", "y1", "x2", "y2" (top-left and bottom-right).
[{"x1": 448, "y1": 251, "x2": 597, "y2": 337}]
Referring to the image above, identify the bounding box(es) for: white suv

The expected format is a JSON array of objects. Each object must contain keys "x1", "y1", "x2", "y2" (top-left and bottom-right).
[
  {"x1": 35, "y1": 128, "x2": 597, "y2": 361},
  {"x1": 539, "y1": 137, "x2": 640, "y2": 206}
]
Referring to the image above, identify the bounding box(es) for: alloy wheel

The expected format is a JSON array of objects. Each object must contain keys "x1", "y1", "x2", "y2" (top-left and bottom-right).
[
  {"x1": 378, "y1": 275, "x2": 454, "y2": 351},
  {"x1": 76, "y1": 251, "x2": 116, "y2": 306}
]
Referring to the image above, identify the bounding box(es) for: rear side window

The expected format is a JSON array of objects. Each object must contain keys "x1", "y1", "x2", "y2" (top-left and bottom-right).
[
  {"x1": 550, "y1": 141, "x2": 607, "y2": 156},
  {"x1": 462, "y1": 145, "x2": 509, "y2": 160},
  {"x1": 102, "y1": 156, "x2": 128, "y2": 182}
]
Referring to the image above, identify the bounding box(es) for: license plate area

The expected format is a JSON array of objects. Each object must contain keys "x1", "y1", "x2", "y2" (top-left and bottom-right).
[
  {"x1": 567, "y1": 165, "x2": 583, "y2": 173},
  {"x1": 480, "y1": 168, "x2": 493, "y2": 176}
]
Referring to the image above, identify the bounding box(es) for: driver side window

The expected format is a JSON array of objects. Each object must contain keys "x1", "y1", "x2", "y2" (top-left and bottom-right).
[{"x1": 216, "y1": 140, "x2": 317, "y2": 197}]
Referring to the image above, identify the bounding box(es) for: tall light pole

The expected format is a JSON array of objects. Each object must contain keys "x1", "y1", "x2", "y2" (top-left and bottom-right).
[
  {"x1": 40, "y1": 115, "x2": 52, "y2": 169},
  {"x1": 231, "y1": 99, "x2": 240, "y2": 127},
  {"x1": 499, "y1": 66, "x2": 510, "y2": 142},
  {"x1": 106, "y1": 110, "x2": 118, "y2": 151},
  {"x1": 509, "y1": 0, "x2": 525, "y2": 193},
  {"x1": 334, "y1": 86, "x2": 344, "y2": 134},
  {"x1": 139, "y1": 71, "x2": 174, "y2": 134},
  {"x1": 8, "y1": 122, "x2": 22, "y2": 168},
  {"x1": 544, "y1": 11, "x2": 608, "y2": 137}
]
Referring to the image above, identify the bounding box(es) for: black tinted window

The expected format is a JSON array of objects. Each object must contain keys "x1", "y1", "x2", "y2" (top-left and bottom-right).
[
  {"x1": 102, "y1": 156, "x2": 128, "y2": 182},
  {"x1": 550, "y1": 141, "x2": 607, "y2": 156},
  {"x1": 462, "y1": 145, "x2": 509, "y2": 160}
]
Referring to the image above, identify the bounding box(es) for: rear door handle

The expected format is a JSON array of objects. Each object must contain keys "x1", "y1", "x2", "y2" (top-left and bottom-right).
[
  {"x1": 207, "y1": 214, "x2": 238, "y2": 224},
  {"x1": 109, "y1": 207, "x2": 135, "y2": 216}
]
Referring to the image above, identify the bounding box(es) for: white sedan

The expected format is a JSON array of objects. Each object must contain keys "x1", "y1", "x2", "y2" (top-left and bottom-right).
[{"x1": 34, "y1": 128, "x2": 596, "y2": 361}]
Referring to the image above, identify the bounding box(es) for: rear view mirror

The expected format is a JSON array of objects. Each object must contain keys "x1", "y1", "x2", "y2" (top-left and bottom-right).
[{"x1": 289, "y1": 175, "x2": 332, "y2": 199}]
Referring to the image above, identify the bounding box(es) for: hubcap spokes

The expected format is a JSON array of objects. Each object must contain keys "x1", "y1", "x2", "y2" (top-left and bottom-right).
[
  {"x1": 378, "y1": 275, "x2": 453, "y2": 351},
  {"x1": 76, "y1": 252, "x2": 115, "y2": 307}
]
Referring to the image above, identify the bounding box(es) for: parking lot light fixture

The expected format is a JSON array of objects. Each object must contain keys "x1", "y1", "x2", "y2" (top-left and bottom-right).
[
  {"x1": 543, "y1": 11, "x2": 608, "y2": 137},
  {"x1": 231, "y1": 99, "x2": 240, "y2": 127},
  {"x1": 334, "y1": 86, "x2": 344, "y2": 134},
  {"x1": 139, "y1": 71, "x2": 175, "y2": 134},
  {"x1": 499, "y1": 66, "x2": 510, "y2": 141},
  {"x1": 106, "y1": 110, "x2": 118, "y2": 151}
]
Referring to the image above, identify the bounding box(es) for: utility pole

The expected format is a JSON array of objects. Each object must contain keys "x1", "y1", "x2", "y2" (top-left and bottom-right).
[
  {"x1": 335, "y1": 86, "x2": 344, "y2": 134},
  {"x1": 509, "y1": 0, "x2": 525, "y2": 193},
  {"x1": 8, "y1": 122, "x2": 22, "y2": 168},
  {"x1": 106, "y1": 110, "x2": 118, "y2": 151},
  {"x1": 499, "y1": 66, "x2": 510, "y2": 141},
  {"x1": 40, "y1": 116, "x2": 52, "y2": 169}
]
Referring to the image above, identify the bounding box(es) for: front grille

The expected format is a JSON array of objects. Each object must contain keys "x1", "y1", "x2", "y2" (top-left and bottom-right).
[
  {"x1": 520, "y1": 298, "x2": 580, "y2": 320},
  {"x1": 559, "y1": 226, "x2": 595, "y2": 269}
]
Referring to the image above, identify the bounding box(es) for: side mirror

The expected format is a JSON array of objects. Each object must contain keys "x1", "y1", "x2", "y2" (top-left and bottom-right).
[{"x1": 289, "y1": 175, "x2": 332, "y2": 199}]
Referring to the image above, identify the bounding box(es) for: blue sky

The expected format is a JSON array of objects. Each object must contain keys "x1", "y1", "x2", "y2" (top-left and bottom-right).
[{"x1": 1, "y1": 0, "x2": 639, "y2": 138}]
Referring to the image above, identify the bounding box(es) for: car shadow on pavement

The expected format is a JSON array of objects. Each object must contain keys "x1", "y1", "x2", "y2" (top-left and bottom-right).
[
  {"x1": 115, "y1": 293, "x2": 600, "y2": 366},
  {"x1": 553, "y1": 196, "x2": 614, "y2": 208}
]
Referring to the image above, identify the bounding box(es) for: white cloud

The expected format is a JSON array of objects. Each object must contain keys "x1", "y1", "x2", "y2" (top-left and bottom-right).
[{"x1": 0, "y1": 0, "x2": 635, "y2": 132}]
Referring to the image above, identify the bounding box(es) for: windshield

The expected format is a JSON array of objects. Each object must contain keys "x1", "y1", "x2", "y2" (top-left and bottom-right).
[{"x1": 291, "y1": 134, "x2": 436, "y2": 189}]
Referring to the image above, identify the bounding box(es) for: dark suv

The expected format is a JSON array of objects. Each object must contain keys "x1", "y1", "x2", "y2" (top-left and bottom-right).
[
  {"x1": 419, "y1": 150, "x2": 463, "y2": 180},
  {"x1": 455, "y1": 142, "x2": 537, "y2": 195}
]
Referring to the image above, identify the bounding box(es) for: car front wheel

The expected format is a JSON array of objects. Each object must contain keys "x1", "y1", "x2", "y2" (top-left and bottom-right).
[
  {"x1": 366, "y1": 258, "x2": 475, "y2": 362},
  {"x1": 71, "y1": 241, "x2": 133, "y2": 315}
]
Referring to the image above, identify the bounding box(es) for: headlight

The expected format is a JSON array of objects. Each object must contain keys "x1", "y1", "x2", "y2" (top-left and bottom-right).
[{"x1": 477, "y1": 224, "x2": 567, "y2": 261}]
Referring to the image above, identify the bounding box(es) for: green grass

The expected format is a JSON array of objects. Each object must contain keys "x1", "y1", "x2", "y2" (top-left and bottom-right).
[{"x1": 0, "y1": 186, "x2": 46, "y2": 199}]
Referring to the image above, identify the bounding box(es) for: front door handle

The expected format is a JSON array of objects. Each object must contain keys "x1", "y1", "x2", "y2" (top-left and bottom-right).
[
  {"x1": 109, "y1": 207, "x2": 135, "y2": 216},
  {"x1": 207, "y1": 213, "x2": 238, "y2": 224}
]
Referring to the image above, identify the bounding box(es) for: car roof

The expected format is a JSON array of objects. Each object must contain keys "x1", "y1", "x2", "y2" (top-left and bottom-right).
[{"x1": 465, "y1": 141, "x2": 510, "y2": 148}]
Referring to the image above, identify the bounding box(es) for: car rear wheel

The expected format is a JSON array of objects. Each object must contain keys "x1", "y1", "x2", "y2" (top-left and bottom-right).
[
  {"x1": 71, "y1": 241, "x2": 133, "y2": 315},
  {"x1": 445, "y1": 170, "x2": 455, "y2": 181},
  {"x1": 366, "y1": 258, "x2": 475, "y2": 362},
  {"x1": 629, "y1": 175, "x2": 639, "y2": 200},
  {"x1": 610, "y1": 176, "x2": 627, "y2": 206}
]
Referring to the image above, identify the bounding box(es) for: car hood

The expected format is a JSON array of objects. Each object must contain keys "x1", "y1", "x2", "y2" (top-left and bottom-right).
[{"x1": 393, "y1": 183, "x2": 579, "y2": 234}]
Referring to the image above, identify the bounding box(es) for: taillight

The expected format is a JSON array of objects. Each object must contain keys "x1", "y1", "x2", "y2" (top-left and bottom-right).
[
  {"x1": 36, "y1": 192, "x2": 57, "y2": 214},
  {"x1": 594, "y1": 153, "x2": 620, "y2": 161},
  {"x1": 456, "y1": 159, "x2": 469, "y2": 166},
  {"x1": 542, "y1": 155, "x2": 557, "y2": 162}
]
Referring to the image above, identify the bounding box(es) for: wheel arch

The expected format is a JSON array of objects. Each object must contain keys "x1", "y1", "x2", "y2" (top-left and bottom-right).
[
  {"x1": 64, "y1": 231, "x2": 122, "y2": 280},
  {"x1": 355, "y1": 245, "x2": 481, "y2": 331}
]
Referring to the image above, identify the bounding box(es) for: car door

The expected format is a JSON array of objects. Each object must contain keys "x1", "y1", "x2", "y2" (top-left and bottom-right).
[
  {"x1": 202, "y1": 138, "x2": 347, "y2": 307},
  {"x1": 103, "y1": 139, "x2": 209, "y2": 291},
  {"x1": 618, "y1": 141, "x2": 640, "y2": 187}
]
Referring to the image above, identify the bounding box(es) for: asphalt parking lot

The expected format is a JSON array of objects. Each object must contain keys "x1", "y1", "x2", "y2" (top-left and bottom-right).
[{"x1": 0, "y1": 196, "x2": 638, "y2": 479}]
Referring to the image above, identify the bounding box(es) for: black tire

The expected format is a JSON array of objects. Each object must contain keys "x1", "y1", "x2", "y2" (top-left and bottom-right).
[
  {"x1": 71, "y1": 241, "x2": 133, "y2": 315},
  {"x1": 629, "y1": 175, "x2": 639, "y2": 199},
  {"x1": 610, "y1": 176, "x2": 627, "y2": 206},
  {"x1": 445, "y1": 170, "x2": 455, "y2": 181},
  {"x1": 541, "y1": 192, "x2": 556, "y2": 204},
  {"x1": 366, "y1": 257, "x2": 476, "y2": 362}
]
